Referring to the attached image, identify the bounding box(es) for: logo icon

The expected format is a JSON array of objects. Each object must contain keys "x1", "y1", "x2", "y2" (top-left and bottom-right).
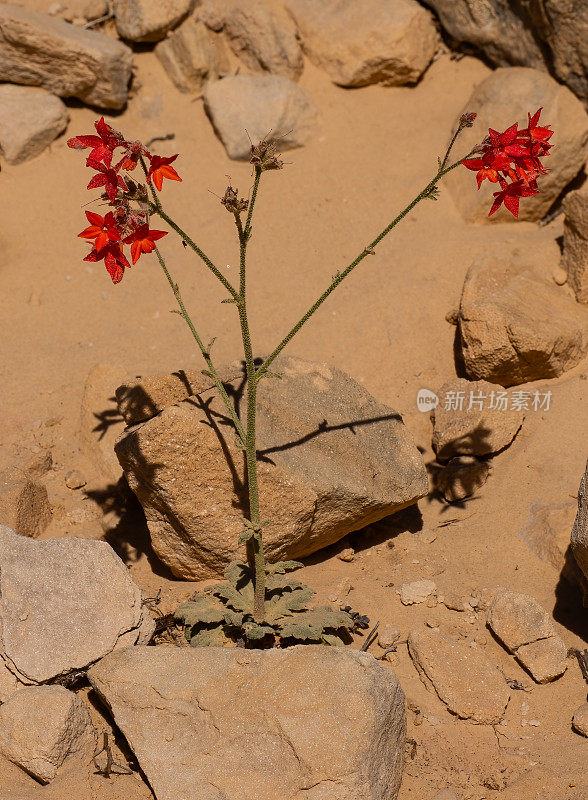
[{"x1": 417, "y1": 388, "x2": 439, "y2": 413}]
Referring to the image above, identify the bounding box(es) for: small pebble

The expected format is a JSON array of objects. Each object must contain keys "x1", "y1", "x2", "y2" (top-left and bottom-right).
[
  {"x1": 552, "y1": 266, "x2": 568, "y2": 285},
  {"x1": 443, "y1": 594, "x2": 466, "y2": 612},
  {"x1": 338, "y1": 547, "x2": 355, "y2": 562},
  {"x1": 377, "y1": 625, "x2": 400, "y2": 649},
  {"x1": 65, "y1": 470, "x2": 86, "y2": 490},
  {"x1": 399, "y1": 579, "x2": 437, "y2": 605},
  {"x1": 426, "y1": 617, "x2": 440, "y2": 629},
  {"x1": 572, "y1": 702, "x2": 588, "y2": 737}
]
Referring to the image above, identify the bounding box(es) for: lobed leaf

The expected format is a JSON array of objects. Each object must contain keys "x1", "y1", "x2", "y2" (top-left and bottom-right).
[
  {"x1": 174, "y1": 597, "x2": 225, "y2": 626},
  {"x1": 265, "y1": 586, "x2": 315, "y2": 622},
  {"x1": 266, "y1": 560, "x2": 304, "y2": 575},
  {"x1": 188, "y1": 626, "x2": 227, "y2": 647}
]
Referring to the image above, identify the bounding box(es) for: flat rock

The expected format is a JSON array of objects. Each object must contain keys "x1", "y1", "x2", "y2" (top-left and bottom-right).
[
  {"x1": 115, "y1": 355, "x2": 428, "y2": 579},
  {"x1": 435, "y1": 455, "x2": 489, "y2": 503},
  {"x1": 562, "y1": 187, "x2": 588, "y2": 304},
  {"x1": 487, "y1": 589, "x2": 567, "y2": 683},
  {"x1": 80, "y1": 363, "x2": 127, "y2": 482},
  {"x1": 89, "y1": 645, "x2": 406, "y2": 800},
  {"x1": 0, "y1": 4, "x2": 133, "y2": 109},
  {"x1": 0, "y1": 468, "x2": 51, "y2": 538},
  {"x1": 407, "y1": 629, "x2": 510, "y2": 724},
  {"x1": 445, "y1": 67, "x2": 588, "y2": 223},
  {"x1": 0, "y1": 685, "x2": 96, "y2": 783},
  {"x1": 198, "y1": 0, "x2": 303, "y2": 79},
  {"x1": 0, "y1": 84, "x2": 68, "y2": 165},
  {"x1": 113, "y1": 0, "x2": 193, "y2": 42},
  {"x1": 518, "y1": 500, "x2": 578, "y2": 573},
  {"x1": 432, "y1": 378, "x2": 524, "y2": 459},
  {"x1": 203, "y1": 74, "x2": 317, "y2": 159},
  {"x1": 571, "y1": 461, "x2": 588, "y2": 585},
  {"x1": 0, "y1": 525, "x2": 154, "y2": 684},
  {"x1": 284, "y1": 0, "x2": 437, "y2": 87},
  {"x1": 400, "y1": 580, "x2": 436, "y2": 605},
  {"x1": 155, "y1": 17, "x2": 229, "y2": 93},
  {"x1": 456, "y1": 255, "x2": 588, "y2": 386},
  {"x1": 572, "y1": 702, "x2": 588, "y2": 737}
]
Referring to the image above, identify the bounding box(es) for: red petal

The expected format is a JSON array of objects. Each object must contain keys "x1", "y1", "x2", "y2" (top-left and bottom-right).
[
  {"x1": 85, "y1": 210, "x2": 104, "y2": 226},
  {"x1": 67, "y1": 135, "x2": 102, "y2": 150},
  {"x1": 147, "y1": 229, "x2": 167, "y2": 242},
  {"x1": 130, "y1": 241, "x2": 142, "y2": 264},
  {"x1": 503, "y1": 193, "x2": 520, "y2": 217}
]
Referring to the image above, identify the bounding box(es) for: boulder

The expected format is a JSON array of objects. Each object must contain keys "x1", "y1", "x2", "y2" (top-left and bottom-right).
[
  {"x1": 198, "y1": 0, "x2": 303, "y2": 80},
  {"x1": 0, "y1": 525, "x2": 154, "y2": 684},
  {"x1": 89, "y1": 645, "x2": 406, "y2": 800},
  {"x1": 0, "y1": 85, "x2": 68, "y2": 165},
  {"x1": 203, "y1": 74, "x2": 317, "y2": 159},
  {"x1": 80, "y1": 363, "x2": 127, "y2": 482},
  {"x1": 113, "y1": 0, "x2": 193, "y2": 42},
  {"x1": 456, "y1": 255, "x2": 588, "y2": 386},
  {"x1": 571, "y1": 461, "x2": 588, "y2": 585},
  {"x1": 435, "y1": 455, "x2": 490, "y2": 503},
  {"x1": 407, "y1": 629, "x2": 510, "y2": 724},
  {"x1": 284, "y1": 0, "x2": 437, "y2": 87},
  {"x1": 115, "y1": 356, "x2": 428, "y2": 579},
  {"x1": 0, "y1": 686, "x2": 96, "y2": 784},
  {"x1": 562, "y1": 187, "x2": 588, "y2": 304},
  {"x1": 0, "y1": 468, "x2": 51, "y2": 538},
  {"x1": 0, "y1": 4, "x2": 133, "y2": 109},
  {"x1": 445, "y1": 68, "x2": 588, "y2": 223},
  {"x1": 487, "y1": 589, "x2": 568, "y2": 682},
  {"x1": 432, "y1": 378, "x2": 524, "y2": 459},
  {"x1": 155, "y1": 17, "x2": 229, "y2": 93}
]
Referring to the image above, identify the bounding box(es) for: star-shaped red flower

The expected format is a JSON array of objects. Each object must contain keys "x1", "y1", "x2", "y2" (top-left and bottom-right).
[
  {"x1": 78, "y1": 211, "x2": 121, "y2": 253},
  {"x1": 147, "y1": 154, "x2": 182, "y2": 191},
  {"x1": 123, "y1": 223, "x2": 168, "y2": 263},
  {"x1": 83, "y1": 241, "x2": 131, "y2": 284},
  {"x1": 489, "y1": 179, "x2": 539, "y2": 218},
  {"x1": 86, "y1": 158, "x2": 128, "y2": 203},
  {"x1": 67, "y1": 117, "x2": 125, "y2": 167}
]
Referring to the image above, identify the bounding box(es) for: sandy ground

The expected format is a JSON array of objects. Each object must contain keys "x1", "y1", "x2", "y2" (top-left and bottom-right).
[{"x1": 1, "y1": 48, "x2": 587, "y2": 800}]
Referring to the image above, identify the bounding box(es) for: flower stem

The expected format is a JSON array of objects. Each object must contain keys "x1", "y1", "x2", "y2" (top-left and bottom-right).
[{"x1": 257, "y1": 155, "x2": 468, "y2": 380}]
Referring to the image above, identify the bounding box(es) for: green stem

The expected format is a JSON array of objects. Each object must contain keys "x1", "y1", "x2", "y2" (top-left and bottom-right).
[
  {"x1": 257, "y1": 156, "x2": 467, "y2": 379},
  {"x1": 154, "y1": 246, "x2": 246, "y2": 443}
]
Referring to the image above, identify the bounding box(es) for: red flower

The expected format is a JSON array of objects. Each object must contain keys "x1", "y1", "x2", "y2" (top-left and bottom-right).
[
  {"x1": 462, "y1": 150, "x2": 511, "y2": 188},
  {"x1": 525, "y1": 108, "x2": 553, "y2": 146},
  {"x1": 147, "y1": 154, "x2": 182, "y2": 191},
  {"x1": 78, "y1": 211, "x2": 121, "y2": 253},
  {"x1": 115, "y1": 140, "x2": 149, "y2": 172},
  {"x1": 84, "y1": 241, "x2": 131, "y2": 284},
  {"x1": 123, "y1": 223, "x2": 168, "y2": 263},
  {"x1": 67, "y1": 117, "x2": 125, "y2": 167},
  {"x1": 86, "y1": 158, "x2": 128, "y2": 203},
  {"x1": 489, "y1": 179, "x2": 539, "y2": 218}
]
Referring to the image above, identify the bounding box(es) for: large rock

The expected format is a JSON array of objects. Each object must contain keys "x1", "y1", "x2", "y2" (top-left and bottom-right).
[
  {"x1": 407, "y1": 629, "x2": 510, "y2": 724},
  {"x1": 571, "y1": 461, "x2": 588, "y2": 584},
  {"x1": 198, "y1": 0, "x2": 303, "y2": 80},
  {"x1": 456, "y1": 255, "x2": 588, "y2": 386},
  {"x1": 115, "y1": 356, "x2": 428, "y2": 579},
  {"x1": 113, "y1": 0, "x2": 193, "y2": 42},
  {"x1": 0, "y1": 686, "x2": 96, "y2": 784},
  {"x1": 0, "y1": 525, "x2": 154, "y2": 684},
  {"x1": 432, "y1": 378, "x2": 524, "y2": 459},
  {"x1": 155, "y1": 17, "x2": 229, "y2": 93},
  {"x1": 0, "y1": 85, "x2": 68, "y2": 165},
  {"x1": 421, "y1": 0, "x2": 545, "y2": 70},
  {"x1": 562, "y1": 187, "x2": 588, "y2": 304},
  {"x1": 89, "y1": 645, "x2": 406, "y2": 800},
  {"x1": 0, "y1": 4, "x2": 133, "y2": 109},
  {"x1": 284, "y1": 0, "x2": 437, "y2": 87},
  {"x1": 203, "y1": 74, "x2": 317, "y2": 159},
  {"x1": 487, "y1": 590, "x2": 568, "y2": 683},
  {"x1": 0, "y1": 468, "x2": 52, "y2": 538},
  {"x1": 445, "y1": 68, "x2": 588, "y2": 223}
]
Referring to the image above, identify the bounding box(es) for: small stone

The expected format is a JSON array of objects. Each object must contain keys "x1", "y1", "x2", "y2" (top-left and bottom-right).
[
  {"x1": 572, "y1": 702, "x2": 588, "y2": 736},
  {"x1": 113, "y1": 0, "x2": 193, "y2": 42},
  {"x1": 338, "y1": 547, "x2": 355, "y2": 562},
  {"x1": 64, "y1": 470, "x2": 86, "y2": 490},
  {"x1": 0, "y1": 85, "x2": 69, "y2": 165},
  {"x1": 400, "y1": 580, "x2": 436, "y2": 605},
  {"x1": 0, "y1": 685, "x2": 97, "y2": 783},
  {"x1": 378, "y1": 626, "x2": 400, "y2": 649},
  {"x1": 425, "y1": 595, "x2": 439, "y2": 608},
  {"x1": 552, "y1": 267, "x2": 568, "y2": 285},
  {"x1": 426, "y1": 617, "x2": 440, "y2": 629},
  {"x1": 443, "y1": 594, "x2": 467, "y2": 612}
]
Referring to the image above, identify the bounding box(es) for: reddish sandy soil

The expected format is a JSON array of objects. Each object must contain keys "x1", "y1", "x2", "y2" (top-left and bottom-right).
[{"x1": 0, "y1": 46, "x2": 587, "y2": 800}]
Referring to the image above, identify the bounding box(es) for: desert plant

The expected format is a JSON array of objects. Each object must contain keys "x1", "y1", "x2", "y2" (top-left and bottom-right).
[{"x1": 68, "y1": 108, "x2": 552, "y2": 638}]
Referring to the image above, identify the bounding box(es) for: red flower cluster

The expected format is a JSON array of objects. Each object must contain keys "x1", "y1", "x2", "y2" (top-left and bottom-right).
[
  {"x1": 462, "y1": 108, "x2": 553, "y2": 218},
  {"x1": 68, "y1": 118, "x2": 181, "y2": 283}
]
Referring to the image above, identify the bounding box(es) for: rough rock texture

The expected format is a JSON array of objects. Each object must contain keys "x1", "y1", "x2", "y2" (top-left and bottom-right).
[
  {"x1": 572, "y1": 702, "x2": 588, "y2": 737},
  {"x1": 571, "y1": 461, "x2": 588, "y2": 585},
  {"x1": 203, "y1": 74, "x2": 317, "y2": 159},
  {"x1": 445, "y1": 68, "x2": 588, "y2": 224},
  {"x1": 0, "y1": 84, "x2": 68, "y2": 165},
  {"x1": 0, "y1": 468, "x2": 51, "y2": 537},
  {"x1": 562, "y1": 187, "x2": 588, "y2": 304},
  {"x1": 80, "y1": 363, "x2": 127, "y2": 482},
  {"x1": 421, "y1": 0, "x2": 545, "y2": 69},
  {"x1": 435, "y1": 455, "x2": 490, "y2": 503},
  {"x1": 89, "y1": 645, "x2": 406, "y2": 800},
  {"x1": 432, "y1": 378, "x2": 524, "y2": 459},
  {"x1": 518, "y1": 500, "x2": 578, "y2": 573},
  {"x1": 155, "y1": 17, "x2": 229, "y2": 93},
  {"x1": 198, "y1": 0, "x2": 303, "y2": 79},
  {"x1": 113, "y1": 0, "x2": 193, "y2": 42},
  {"x1": 487, "y1": 590, "x2": 568, "y2": 682},
  {"x1": 284, "y1": 0, "x2": 437, "y2": 87},
  {"x1": 400, "y1": 580, "x2": 437, "y2": 605},
  {"x1": 0, "y1": 525, "x2": 154, "y2": 684},
  {"x1": 456, "y1": 255, "x2": 588, "y2": 386},
  {"x1": 0, "y1": 4, "x2": 133, "y2": 109},
  {"x1": 0, "y1": 686, "x2": 96, "y2": 783},
  {"x1": 407, "y1": 629, "x2": 510, "y2": 724},
  {"x1": 0, "y1": 659, "x2": 19, "y2": 704},
  {"x1": 115, "y1": 356, "x2": 428, "y2": 579}
]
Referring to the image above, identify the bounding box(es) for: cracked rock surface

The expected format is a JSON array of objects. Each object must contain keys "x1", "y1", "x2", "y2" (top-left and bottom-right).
[{"x1": 88, "y1": 644, "x2": 406, "y2": 800}]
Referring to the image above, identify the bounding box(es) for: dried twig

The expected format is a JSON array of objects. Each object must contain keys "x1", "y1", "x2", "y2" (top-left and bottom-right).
[{"x1": 360, "y1": 620, "x2": 380, "y2": 652}]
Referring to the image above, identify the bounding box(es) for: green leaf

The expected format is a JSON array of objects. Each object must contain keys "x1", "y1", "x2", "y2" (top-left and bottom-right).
[
  {"x1": 243, "y1": 623, "x2": 274, "y2": 640},
  {"x1": 297, "y1": 606, "x2": 355, "y2": 632},
  {"x1": 279, "y1": 620, "x2": 323, "y2": 641},
  {"x1": 266, "y1": 574, "x2": 304, "y2": 592},
  {"x1": 265, "y1": 586, "x2": 315, "y2": 622},
  {"x1": 223, "y1": 609, "x2": 246, "y2": 628},
  {"x1": 189, "y1": 626, "x2": 227, "y2": 647},
  {"x1": 238, "y1": 528, "x2": 254, "y2": 545},
  {"x1": 266, "y1": 560, "x2": 303, "y2": 575},
  {"x1": 224, "y1": 561, "x2": 251, "y2": 587},
  {"x1": 211, "y1": 582, "x2": 253, "y2": 613},
  {"x1": 174, "y1": 597, "x2": 225, "y2": 626}
]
